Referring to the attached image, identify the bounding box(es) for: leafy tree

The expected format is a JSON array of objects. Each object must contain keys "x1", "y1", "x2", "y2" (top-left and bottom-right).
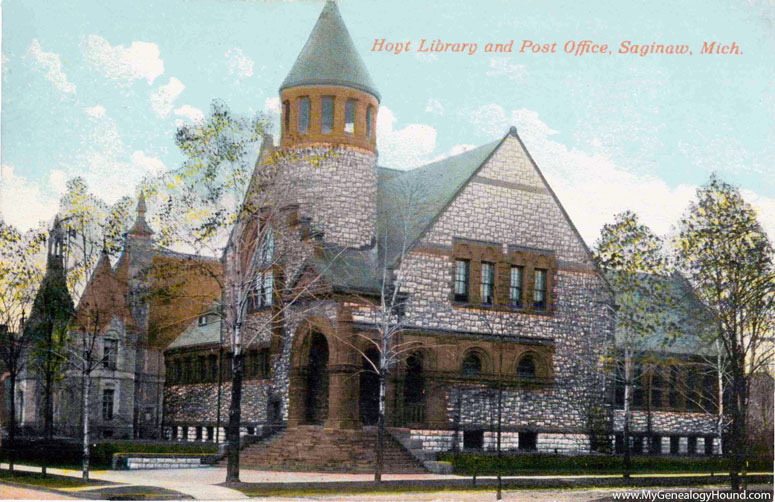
[
  {"x1": 0, "y1": 221, "x2": 47, "y2": 468},
  {"x1": 594, "y1": 210, "x2": 679, "y2": 477},
  {"x1": 674, "y1": 175, "x2": 774, "y2": 490}
]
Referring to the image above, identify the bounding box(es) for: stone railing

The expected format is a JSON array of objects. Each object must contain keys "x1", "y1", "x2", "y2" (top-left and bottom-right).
[{"x1": 112, "y1": 453, "x2": 218, "y2": 470}]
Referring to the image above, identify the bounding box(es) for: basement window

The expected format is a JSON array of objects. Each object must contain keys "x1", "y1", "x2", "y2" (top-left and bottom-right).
[
  {"x1": 463, "y1": 430, "x2": 484, "y2": 450},
  {"x1": 519, "y1": 432, "x2": 537, "y2": 451}
]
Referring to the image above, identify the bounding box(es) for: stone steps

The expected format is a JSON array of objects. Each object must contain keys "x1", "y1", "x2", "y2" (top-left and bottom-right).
[{"x1": 221, "y1": 425, "x2": 427, "y2": 473}]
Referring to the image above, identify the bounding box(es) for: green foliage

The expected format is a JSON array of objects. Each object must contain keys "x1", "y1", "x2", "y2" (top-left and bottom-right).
[
  {"x1": 438, "y1": 453, "x2": 773, "y2": 475},
  {"x1": 1, "y1": 439, "x2": 217, "y2": 469},
  {"x1": 594, "y1": 211, "x2": 683, "y2": 349}
]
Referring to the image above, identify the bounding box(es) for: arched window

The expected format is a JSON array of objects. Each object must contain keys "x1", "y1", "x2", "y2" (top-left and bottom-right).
[
  {"x1": 462, "y1": 352, "x2": 482, "y2": 375},
  {"x1": 517, "y1": 355, "x2": 536, "y2": 379}
]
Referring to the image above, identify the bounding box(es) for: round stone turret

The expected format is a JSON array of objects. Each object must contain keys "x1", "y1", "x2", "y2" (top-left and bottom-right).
[{"x1": 279, "y1": 0, "x2": 379, "y2": 152}]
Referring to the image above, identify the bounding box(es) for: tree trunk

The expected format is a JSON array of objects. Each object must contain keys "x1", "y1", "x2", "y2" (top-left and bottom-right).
[
  {"x1": 717, "y1": 346, "x2": 724, "y2": 458},
  {"x1": 623, "y1": 351, "x2": 632, "y2": 479},
  {"x1": 225, "y1": 351, "x2": 243, "y2": 484},
  {"x1": 82, "y1": 372, "x2": 90, "y2": 481},
  {"x1": 8, "y1": 373, "x2": 16, "y2": 473},
  {"x1": 728, "y1": 365, "x2": 747, "y2": 491},
  {"x1": 375, "y1": 372, "x2": 386, "y2": 483}
]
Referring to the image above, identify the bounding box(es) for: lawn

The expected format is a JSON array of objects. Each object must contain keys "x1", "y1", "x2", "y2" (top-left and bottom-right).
[{"x1": 0, "y1": 468, "x2": 96, "y2": 489}]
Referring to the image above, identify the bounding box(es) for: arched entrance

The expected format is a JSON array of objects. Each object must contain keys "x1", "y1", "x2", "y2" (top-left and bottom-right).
[
  {"x1": 304, "y1": 332, "x2": 329, "y2": 425},
  {"x1": 359, "y1": 348, "x2": 380, "y2": 426},
  {"x1": 403, "y1": 351, "x2": 425, "y2": 424}
]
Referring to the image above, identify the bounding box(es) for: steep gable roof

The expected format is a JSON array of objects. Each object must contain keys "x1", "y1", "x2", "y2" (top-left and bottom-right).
[
  {"x1": 74, "y1": 250, "x2": 136, "y2": 333},
  {"x1": 280, "y1": 0, "x2": 379, "y2": 100},
  {"x1": 377, "y1": 139, "x2": 502, "y2": 266}
]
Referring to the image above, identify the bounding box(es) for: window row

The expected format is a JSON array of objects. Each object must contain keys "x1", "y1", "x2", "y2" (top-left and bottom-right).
[
  {"x1": 614, "y1": 434, "x2": 716, "y2": 456},
  {"x1": 614, "y1": 364, "x2": 719, "y2": 413},
  {"x1": 166, "y1": 349, "x2": 271, "y2": 385},
  {"x1": 284, "y1": 96, "x2": 374, "y2": 140},
  {"x1": 455, "y1": 260, "x2": 548, "y2": 310}
]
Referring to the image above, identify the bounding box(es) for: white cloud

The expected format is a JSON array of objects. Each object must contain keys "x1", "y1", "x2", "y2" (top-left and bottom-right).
[
  {"x1": 425, "y1": 98, "x2": 444, "y2": 116},
  {"x1": 173, "y1": 104, "x2": 205, "y2": 124},
  {"x1": 48, "y1": 169, "x2": 68, "y2": 195},
  {"x1": 225, "y1": 48, "x2": 254, "y2": 82},
  {"x1": 84, "y1": 105, "x2": 106, "y2": 118},
  {"x1": 24, "y1": 39, "x2": 76, "y2": 94},
  {"x1": 150, "y1": 77, "x2": 185, "y2": 118},
  {"x1": 82, "y1": 35, "x2": 164, "y2": 85},
  {"x1": 377, "y1": 106, "x2": 437, "y2": 168},
  {"x1": 468, "y1": 103, "x2": 775, "y2": 245},
  {"x1": 486, "y1": 57, "x2": 527, "y2": 82},
  {"x1": 264, "y1": 97, "x2": 281, "y2": 115},
  {"x1": 130, "y1": 151, "x2": 167, "y2": 176},
  {"x1": 0, "y1": 165, "x2": 59, "y2": 229}
]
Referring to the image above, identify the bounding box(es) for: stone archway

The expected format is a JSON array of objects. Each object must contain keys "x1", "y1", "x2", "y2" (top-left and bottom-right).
[
  {"x1": 304, "y1": 332, "x2": 329, "y2": 424},
  {"x1": 287, "y1": 316, "x2": 359, "y2": 429}
]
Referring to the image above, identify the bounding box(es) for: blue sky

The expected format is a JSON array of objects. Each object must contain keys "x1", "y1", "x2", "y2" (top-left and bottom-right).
[{"x1": 2, "y1": 0, "x2": 773, "y2": 244}]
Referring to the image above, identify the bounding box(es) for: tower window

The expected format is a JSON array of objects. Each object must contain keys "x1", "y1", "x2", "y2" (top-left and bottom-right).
[
  {"x1": 345, "y1": 99, "x2": 356, "y2": 134},
  {"x1": 103, "y1": 339, "x2": 118, "y2": 370},
  {"x1": 321, "y1": 96, "x2": 334, "y2": 134},
  {"x1": 282, "y1": 100, "x2": 290, "y2": 133},
  {"x1": 533, "y1": 269, "x2": 547, "y2": 310},
  {"x1": 454, "y1": 260, "x2": 469, "y2": 302},
  {"x1": 298, "y1": 97, "x2": 310, "y2": 134},
  {"x1": 480, "y1": 262, "x2": 495, "y2": 305},
  {"x1": 366, "y1": 106, "x2": 373, "y2": 140}
]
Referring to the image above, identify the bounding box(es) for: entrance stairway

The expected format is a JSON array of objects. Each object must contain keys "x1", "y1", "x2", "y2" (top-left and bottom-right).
[{"x1": 227, "y1": 425, "x2": 427, "y2": 473}]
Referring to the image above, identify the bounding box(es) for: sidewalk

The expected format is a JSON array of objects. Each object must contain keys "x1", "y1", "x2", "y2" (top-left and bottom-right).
[{"x1": 1, "y1": 462, "x2": 771, "y2": 501}]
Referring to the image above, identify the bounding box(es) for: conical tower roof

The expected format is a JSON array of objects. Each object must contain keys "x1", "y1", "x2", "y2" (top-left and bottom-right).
[{"x1": 280, "y1": 0, "x2": 379, "y2": 100}]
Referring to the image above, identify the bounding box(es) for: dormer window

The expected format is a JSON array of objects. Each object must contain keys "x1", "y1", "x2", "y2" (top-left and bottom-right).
[
  {"x1": 198, "y1": 315, "x2": 208, "y2": 326},
  {"x1": 298, "y1": 97, "x2": 310, "y2": 134},
  {"x1": 321, "y1": 96, "x2": 334, "y2": 134},
  {"x1": 344, "y1": 100, "x2": 356, "y2": 134}
]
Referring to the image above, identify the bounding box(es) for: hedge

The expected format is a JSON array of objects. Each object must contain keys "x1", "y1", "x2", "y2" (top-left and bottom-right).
[
  {"x1": 437, "y1": 453, "x2": 774, "y2": 475},
  {"x1": 1, "y1": 439, "x2": 217, "y2": 469}
]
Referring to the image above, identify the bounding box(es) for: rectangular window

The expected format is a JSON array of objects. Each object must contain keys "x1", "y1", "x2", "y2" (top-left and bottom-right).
[
  {"x1": 670, "y1": 436, "x2": 680, "y2": 455},
  {"x1": 103, "y1": 339, "x2": 117, "y2": 370},
  {"x1": 174, "y1": 359, "x2": 182, "y2": 383},
  {"x1": 651, "y1": 372, "x2": 663, "y2": 409},
  {"x1": 282, "y1": 100, "x2": 290, "y2": 133},
  {"x1": 102, "y1": 389, "x2": 115, "y2": 421},
  {"x1": 463, "y1": 430, "x2": 484, "y2": 450},
  {"x1": 614, "y1": 363, "x2": 625, "y2": 408},
  {"x1": 633, "y1": 365, "x2": 643, "y2": 409},
  {"x1": 321, "y1": 96, "x2": 334, "y2": 134},
  {"x1": 519, "y1": 432, "x2": 537, "y2": 451},
  {"x1": 207, "y1": 426, "x2": 214, "y2": 441},
  {"x1": 209, "y1": 355, "x2": 218, "y2": 382},
  {"x1": 250, "y1": 271, "x2": 274, "y2": 310},
  {"x1": 669, "y1": 367, "x2": 679, "y2": 408},
  {"x1": 196, "y1": 426, "x2": 203, "y2": 441},
  {"x1": 686, "y1": 369, "x2": 698, "y2": 411},
  {"x1": 254, "y1": 349, "x2": 270, "y2": 379},
  {"x1": 298, "y1": 97, "x2": 310, "y2": 134},
  {"x1": 198, "y1": 315, "x2": 207, "y2": 326},
  {"x1": 172, "y1": 425, "x2": 178, "y2": 440},
  {"x1": 454, "y1": 260, "x2": 470, "y2": 302},
  {"x1": 533, "y1": 269, "x2": 547, "y2": 310},
  {"x1": 366, "y1": 106, "x2": 373, "y2": 140},
  {"x1": 509, "y1": 266, "x2": 523, "y2": 308},
  {"x1": 480, "y1": 262, "x2": 495, "y2": 305},
  {"x1": 198, "y1": 356, "x2": 207, "y2": 382},
  {"x1": 688, "y1": 436, "x2": 697, "y2": 455},
  {"x1": 345, "y1": 99, "x2": 356, "y2": 134}
]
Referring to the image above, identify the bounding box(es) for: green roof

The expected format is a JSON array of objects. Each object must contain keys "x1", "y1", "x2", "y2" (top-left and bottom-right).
[
  {"x1": 168, "y1": 317, "x2": 221, "y2": 350},
  {"x1": 280, "y1": 0, "x2": 379, "y2": 100},
  {"x1": 377, "y1": 139, "x2": 503, "y2": 267},
  {"x1": 611, "y1": 273, "x2": 716, "y2": 357}
]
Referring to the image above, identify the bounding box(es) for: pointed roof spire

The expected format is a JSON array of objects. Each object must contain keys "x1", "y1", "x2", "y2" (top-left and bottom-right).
[
  {"x1": 280, "y1": 0, "x2": 379, "y2": 100},
  {"x1": 128, "y1": 191, "x2": 154, "y2": 237}
]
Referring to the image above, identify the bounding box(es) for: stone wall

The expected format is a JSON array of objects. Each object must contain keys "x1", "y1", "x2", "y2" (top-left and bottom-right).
[
  {"x1": 613, "y1": 409, "x2": 718, "y2": 435},
  {"x1": 273, "y1": 146, "x2": 377, "y2": 248}
]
